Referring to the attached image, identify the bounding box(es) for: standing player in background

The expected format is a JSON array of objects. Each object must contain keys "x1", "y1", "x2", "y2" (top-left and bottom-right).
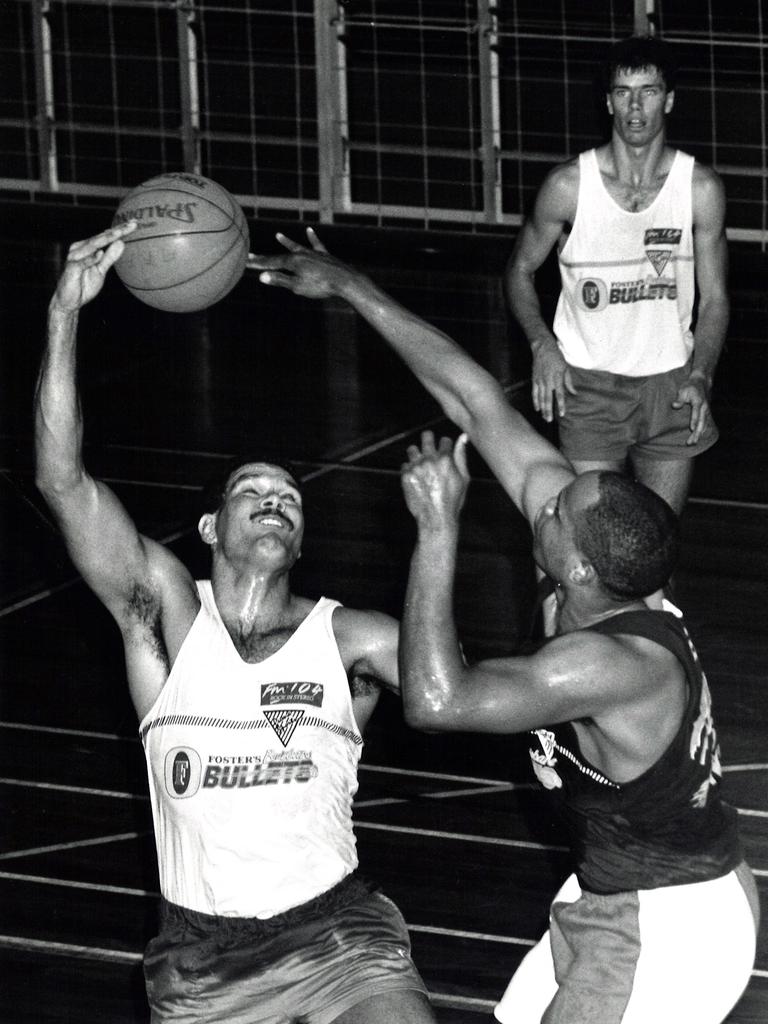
[
  {"x1": 505, "y1": 35, "x2": 729, "y2": 516},
  {"x1": 252, "y1": 229, "x2": 758, "y2": 1023},
  {"x1": 34, "y1": 222, "x2": 437, "y2": 1024}
]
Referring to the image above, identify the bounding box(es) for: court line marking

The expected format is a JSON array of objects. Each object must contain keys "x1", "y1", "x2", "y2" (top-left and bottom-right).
[
  {"x1": 355, "y1": 820, "x2": 569, "y2": 852},
  {"x1": 1, "y1": 721, "x2": 765, "y2": 782},
  {"x1": 354, "y1": 783, "x2": 528, "y2": 808},
  {"x1": 0, "y1": 930, "x2": 765, "y2": 991},
  {"x1": 0, "y1": 776, "x2": 145, "y2": 800},
  {"x1": 2, "y1": 774, "x2": 764, "y2": 865},
  {"x1": 0, "y1": 935, "x2": 143, "y2": 964},
  {"x1": 0, "y1": 871, "x2": 154, "y2": 897},
  {"x1": 0, "y1": 831, "x2": 150, "y2": 862}
]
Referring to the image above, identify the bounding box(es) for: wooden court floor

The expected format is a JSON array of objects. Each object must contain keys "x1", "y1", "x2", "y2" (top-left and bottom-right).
[{"x1": 0, "y1": 208, "x2": 766, "y2": 1022}]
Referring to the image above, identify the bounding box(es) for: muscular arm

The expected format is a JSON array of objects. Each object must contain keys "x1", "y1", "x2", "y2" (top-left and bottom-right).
[
  {"x1": 253, "y1": 235, "x2": 574, "y2": 528},
  {"x1": 401, "y1": 483, "x2": 643, "y2": 735},
  {"x1": 34, "y1": 226, "x2": 195, "y2": 717},
  {"x1": 399, "y1": 439, "x2": 679, "y2": 767},
  {"x1": 671, "y1": 166, "x2": 729, "y2": 444},
  {"x1": 504, "y1": 162, "x2": 579, "y2": 422},
  {"x1": 690, "y1": 166, "x2": 729, "y2": 385}
]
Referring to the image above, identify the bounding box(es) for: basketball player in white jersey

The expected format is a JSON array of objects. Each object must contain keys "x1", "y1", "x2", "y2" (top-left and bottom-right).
[
  {"x1": 34, "y1": 222, "x2": 436, "y2": 1024},
  {"x1": 505, "y1": 35, "x2": 729, "y2": 515}
]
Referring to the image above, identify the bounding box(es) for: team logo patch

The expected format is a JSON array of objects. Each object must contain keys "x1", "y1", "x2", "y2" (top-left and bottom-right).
[
  {"x1": 164, "y1": 746, "x2": 203, "y2": 799},
  {"x1": 263, "y1": 708, "x2": 305, "y2": 747},
  {"x1": 261, "y1": 682, "x2": 324, "y2": 707},
  {"x1": 644, "y1": 228, "x2": 682, "y2": 246},
  {"x1": 574, "y1": 277, "x2": 608, "y2": 312},
  {"x1": 645, "y1": 249, "x2": 672, "y2": 276},
  {"x1": 529, "y1": 729, "x2": 563, "y2": 790}
]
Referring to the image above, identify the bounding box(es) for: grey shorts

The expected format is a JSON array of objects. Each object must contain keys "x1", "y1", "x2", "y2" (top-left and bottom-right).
[
  {"x1": 495, "y1": 864, "x2": 758, "y2": 1024},
  {"x1": 144, "y1": 874, "x2": 428, "y2": 1024},
  {"x1": 557, "y1": 361, "x2": 719, "y2": 462}
]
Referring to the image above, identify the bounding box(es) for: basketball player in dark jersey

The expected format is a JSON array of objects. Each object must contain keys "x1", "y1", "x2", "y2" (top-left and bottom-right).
[{"x1": 252, "y1": 229, "x2": 759, "y2": 1024}]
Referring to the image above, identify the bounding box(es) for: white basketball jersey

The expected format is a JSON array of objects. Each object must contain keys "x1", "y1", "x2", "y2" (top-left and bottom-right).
[
  {"x1": 553, "y1": 148, "x2": 696, "y2": 375},
  {"x1": 140, "y1": 583, "x2": 362, "y2": 918}
]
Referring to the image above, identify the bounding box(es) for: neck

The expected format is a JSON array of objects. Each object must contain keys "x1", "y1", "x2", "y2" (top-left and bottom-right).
[
  {"x1": 555, "y1": 586, "x2": 646, "y2": 634},
  {"x1": 609, "y1": 133, "x2": 668, "y2": 183},
  {"x1": 210, "y1": 555, "x2": 295, "y2": 632}
]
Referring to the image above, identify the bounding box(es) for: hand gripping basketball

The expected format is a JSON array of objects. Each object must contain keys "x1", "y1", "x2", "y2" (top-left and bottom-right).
[{"x1": 112, "y1": 173, "x2": 249, "y2": 312}]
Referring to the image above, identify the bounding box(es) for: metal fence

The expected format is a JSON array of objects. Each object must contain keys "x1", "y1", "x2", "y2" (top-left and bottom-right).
[{"x1": 1, "y1": 1, "x2": 766, "y2": 244}]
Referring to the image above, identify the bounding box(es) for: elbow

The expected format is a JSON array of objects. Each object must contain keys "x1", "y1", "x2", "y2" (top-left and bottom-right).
[
  {"x1": 35, "y1": 464, "x2": 85, "y2": 506},
  {"x1": 403, "y1": 703, "x2": 439, "y2": 732},
  {"x1": 402, "y1": 685, "x2": 456, "y2": 733}
]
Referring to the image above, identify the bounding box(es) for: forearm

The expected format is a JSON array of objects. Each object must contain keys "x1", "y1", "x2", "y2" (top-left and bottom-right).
[
  {"x1": 34, "y1": 301, "x2": 86, "y2": 496},
  {"x1": 690, "y1": 295, "x2": 730, "y2": 385},
  {"x1": 400, "y1": 526, "x2": 466, "y2": 730},
  {"x1": 335, "y1": 269, "x2": 502, "y2": 432},
  {"x1": 505, "y1": 263, "x2": 557, "y2": 353}
]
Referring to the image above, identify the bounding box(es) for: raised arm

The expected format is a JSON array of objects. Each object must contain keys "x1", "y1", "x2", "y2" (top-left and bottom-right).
[
  {"x1": 250, "y1": 233, "x2": 574, "y2": 528},
  {"x1": 504, "y1": 161, "x2": 579, "y2": 423},
  {"x1": 673, "y1": 165, "x2": 730, "y2": 445},
  {"x1": 398, "y1": 434, "x2": 664, "y2": 738},
  {"x1": 34, "y1": 224, "x2": 195, "y2": 714}
]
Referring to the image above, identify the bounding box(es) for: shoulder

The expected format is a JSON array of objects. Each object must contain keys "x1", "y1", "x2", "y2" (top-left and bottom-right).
[
  {"x1": 531, "y1": 627, "x2": 670, "y2": 699},
  {"x1": 536, "y1": 157, "x2": 580, "y2": 213},
  {"x1": 331, "y1": 605, "x2": 398, "y2": 653},
  {"x1": 691, "y1": 161, "x2": 726, "y2": 218}
]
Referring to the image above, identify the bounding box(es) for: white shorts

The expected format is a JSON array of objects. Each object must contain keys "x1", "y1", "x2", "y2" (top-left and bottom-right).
[{"x1": 494, "y1": 863, "x2": 758, "y2": 1024}]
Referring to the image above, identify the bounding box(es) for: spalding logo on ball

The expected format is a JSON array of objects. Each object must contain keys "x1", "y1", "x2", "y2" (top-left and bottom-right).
[{"x1": 112, "y1": 173, "x2": 249, "y2": 312}]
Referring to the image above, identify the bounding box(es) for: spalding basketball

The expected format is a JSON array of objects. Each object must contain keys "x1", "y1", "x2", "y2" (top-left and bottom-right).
[{"x1": 112, "y1": 173, "x2": 249, "y2": 312}]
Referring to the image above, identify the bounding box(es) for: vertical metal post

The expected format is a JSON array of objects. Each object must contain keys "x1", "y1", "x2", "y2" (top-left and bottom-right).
[
  {"x1": 477, "y1": 0, "x2": 501, "y2": 224},
  {"x1": 635, "y1": 0, "x2": 654, "y2": 35},
  {"x1": 314, "y1": 0, "x2": 348, "y2": 221},
  {"x1": 176, "y1": 0, "x2": 201, "y2": 173},
  {"x1": 31, "y1": 0, "x2": 57, "y2": 191}
]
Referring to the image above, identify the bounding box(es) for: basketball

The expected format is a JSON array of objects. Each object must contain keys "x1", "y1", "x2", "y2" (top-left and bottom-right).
[{"x1": 112, "y1": 173, "x2": 249, "y2": 312}]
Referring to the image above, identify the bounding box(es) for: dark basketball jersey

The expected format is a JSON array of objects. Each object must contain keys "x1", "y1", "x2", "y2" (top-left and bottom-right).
[{"x1": 529, "y1": 607, "x2": 743, "y2": 893}]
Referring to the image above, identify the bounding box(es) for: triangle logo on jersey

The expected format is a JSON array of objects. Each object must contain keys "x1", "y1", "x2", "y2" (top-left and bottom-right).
[
  {"x1": 263, "y1": 709, "x2": 305, "y2": 747},
  {"x1": 645, "y1": 249, "x2": 672, "y2": 276}
]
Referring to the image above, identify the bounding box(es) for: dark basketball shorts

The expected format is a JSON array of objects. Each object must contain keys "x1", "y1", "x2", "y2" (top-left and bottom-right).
[
  {"x1": 144, "y1": 873, "x2": 428, "y2": 1024},
  {"x1": 494, "y1": 863, "x2": 759, "y2": 1024},
  {"x1": 557, "y1": 361, "x2": 719, "y2": 463}
]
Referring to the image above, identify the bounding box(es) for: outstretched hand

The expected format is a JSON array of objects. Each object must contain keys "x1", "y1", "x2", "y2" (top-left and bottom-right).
[
  {"x1": 247, "y1": 227, "x2": 357, "y2": 299},
  {"x1": 52, "y1": 222, "x2": 137, "y2": 313},
  {"x1": 401, "y1": 431, "x2": 470, "y2": 531}
]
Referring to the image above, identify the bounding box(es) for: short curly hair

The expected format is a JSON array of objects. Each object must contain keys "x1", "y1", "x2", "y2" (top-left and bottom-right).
[
  {"x1": 572, "y1": 472, "x2": 679, "y2": 599},
  {"x1": 602, "y1": 35, "x2": 679, "y2": 93}
]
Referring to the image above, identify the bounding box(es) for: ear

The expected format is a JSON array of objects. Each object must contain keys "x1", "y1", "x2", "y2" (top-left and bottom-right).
[
  {"x1": 664, "y1": 90, "x2": 675, "y2": 115},
  {"x1": 198, "y1": 513, "x2": 217, "y2": 547},
  {"x1": 567, "y1": 559, "x2": 595, "y2": 586},
  {"x1": 606, "y1": 94, "x2": 614, "y2": 115}
]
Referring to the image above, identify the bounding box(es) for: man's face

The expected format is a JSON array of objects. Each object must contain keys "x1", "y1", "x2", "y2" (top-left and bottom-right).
[
  {"x1": 533, "y1": 473, "x2": 600, "y2": 580},
  {"x1": 213, "y1": 462, "x2": 304, "y2": 564},
  {"x1": 607, "y1": 66, "x2": 674, "y2": 147}
]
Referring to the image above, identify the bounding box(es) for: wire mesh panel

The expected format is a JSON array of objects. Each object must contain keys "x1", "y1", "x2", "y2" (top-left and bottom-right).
[
  {"x1": 0, "y1": 0, "x2": 766, "y2": 243},
  {"x1": 338, "y1": 0, "x2": 486, "y2": 225},
  {"x1": 653, "y1": 0, "x2": 767, "y2": 240},
  {"x1": 48, "y1": 1, "x2": 183, "y2": 191},
  {"x1": 195, "y1": 0, "x2": 320, "y2": 214},
  {"x1": 495, "y1": 1, "x2": 635, "y2": 221},
  {"x1": 0, "y1": 2, "x2": 41, "y2": 184}
]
